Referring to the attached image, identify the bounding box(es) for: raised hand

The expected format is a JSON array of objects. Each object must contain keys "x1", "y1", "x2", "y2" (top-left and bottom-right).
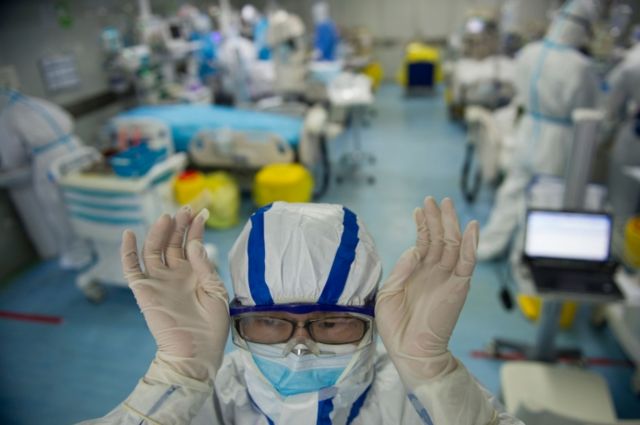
[
  {"x1": 121, "y1": 206, "x2": 229, "y2": 382},
  {"x1": 375, "y1": 197, "x2": 478, "y2": 383}
]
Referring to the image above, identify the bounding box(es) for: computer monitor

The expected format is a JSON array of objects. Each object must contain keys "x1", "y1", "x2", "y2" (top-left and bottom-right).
[{"x1": 524, "y1": 210, "x2": 612, "y2": 262}]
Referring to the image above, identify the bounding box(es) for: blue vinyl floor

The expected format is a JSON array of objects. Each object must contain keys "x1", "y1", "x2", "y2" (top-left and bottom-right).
[{"x1": 1, "y1": 84, "x2": 638, "y2": 424}]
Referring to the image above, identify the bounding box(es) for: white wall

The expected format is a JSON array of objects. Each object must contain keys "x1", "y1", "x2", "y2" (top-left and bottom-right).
[
  {"x1": 1, "y1": 0, "x2": 129, "y2": 104},
  {"x1": 0, "y1": 0, "x2": 560, "y2": 96},
  {"x1": 0, "y1": 0, "x2": 191, "y2": 105},
  {"x1": 276, "y1": 0, "x2": 556, "y2": 79},
  {"x1": 279, "y1": 0, "x2": 512, "y2": 38},
  {"x1": 0, "y1": 0, "x2": 179, "y2": 270}
]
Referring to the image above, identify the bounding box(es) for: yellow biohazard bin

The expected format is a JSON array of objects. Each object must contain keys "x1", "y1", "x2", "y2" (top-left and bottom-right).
[
  {"x1": 362, "y1": 61, "x2": 384, "y2": 91},
  {"x1": 174, "y1": 170, "x2": 239, "y2": 229},
  {"x1": 204, "y1": 172, "x2": 240, "y2": 229},
  {"x1": 253, "y1": 163, "x2": 314, "y2": 207},
  {"x1": 517, "y1": 295, "x2": 578, "y2": 329},
  {"x1": 174, "y1": 170, "x2": 206, "y2": 206},
  {"x1": 624, "y1": 216, "x2": 640, "y2": 269},
  {"x1": 397, "y1": 42, "x2": 442, "y2": 89}
]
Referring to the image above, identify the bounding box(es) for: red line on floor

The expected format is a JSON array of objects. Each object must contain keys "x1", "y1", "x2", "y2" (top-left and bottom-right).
[{"x1": 0, "y1": 310, "x2": 63, "y2": 325}]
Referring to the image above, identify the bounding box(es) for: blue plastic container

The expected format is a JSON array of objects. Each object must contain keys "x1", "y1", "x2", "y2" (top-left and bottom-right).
[{"x1": 110, "y1": 144, "x2": 168, "y2": 178}]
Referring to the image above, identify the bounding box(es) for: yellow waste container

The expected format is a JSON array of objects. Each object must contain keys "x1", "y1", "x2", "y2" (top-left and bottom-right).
[
  {"x1": 174, "y1": 170, "x2": 240, "y2": 229},
  {"x1": 517, "y1": 295, "x2": 578, "y2": 329},
  {"x1": 624, "y1": 216, "x2": 640, "y2": 269},
  {"x1": 174, "y1": 170, "x2": 206, "y2": 206},
  {"x1": 253, "y1": 163, "x2": 314, "y2": 207},
  {"x1": 204, "y1": 172, "x2": 240, "y2": 229},
  {"x1": 397, "y1": 42, "x2": 442, "y2": 89},
  {"x1": 362, "y1": 61, "x2": 384, "y2": 91}
]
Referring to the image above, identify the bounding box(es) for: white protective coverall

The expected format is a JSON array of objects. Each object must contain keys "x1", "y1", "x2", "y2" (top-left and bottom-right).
[
  {"x1": 477, "y1": 0, "x2": 601, "y2": 260},
  {"x1": 0, "y1": 89, "x2": 87, "y2": 265},
  {"x1": 267, "y1": 11, "x2": 307, "y2": 96},
  {"x1": 81, "y1": 202, "x2": 523, "y2": 425},
  {"x1": 605, "y1": 41, "x2": 640, "y2": 220}
]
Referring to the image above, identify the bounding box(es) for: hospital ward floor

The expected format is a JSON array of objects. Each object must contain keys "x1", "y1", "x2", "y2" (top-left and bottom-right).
[{"x1": 1, "y1": 85, "x2": 639, "y2": 424}]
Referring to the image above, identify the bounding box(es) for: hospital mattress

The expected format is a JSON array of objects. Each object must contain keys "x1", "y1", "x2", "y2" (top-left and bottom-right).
[{"x1": 119, "y1": 105, "x2": 304, "y2": 152}]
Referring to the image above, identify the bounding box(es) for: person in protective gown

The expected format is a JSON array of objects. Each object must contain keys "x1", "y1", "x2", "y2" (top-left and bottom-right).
[
  {"x1": 0, "y1": 89, "x2": 89, "y2": 268},
  {"x1": 81, "y1": 198, "x2": 523, "y2": 425},
  {"x1": 604, "y1": 26, "x2": 640, "y2": 229},
  {"x1": 477, "y1": 0, "x2": 601, "y2": 260}
]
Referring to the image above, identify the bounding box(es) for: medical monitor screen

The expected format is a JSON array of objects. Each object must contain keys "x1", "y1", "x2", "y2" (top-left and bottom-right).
[{"x1": 524, "y1": 210, "x2": 611, "y2": 262}]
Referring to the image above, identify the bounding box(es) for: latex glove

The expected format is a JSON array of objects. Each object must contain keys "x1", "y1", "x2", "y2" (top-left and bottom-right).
[
  {"x1": 376, "y1": 197, "x2": 479, "y2": 384},
  {"x1": 121, "y1": 206, "x2": 229, "y2": 382}
]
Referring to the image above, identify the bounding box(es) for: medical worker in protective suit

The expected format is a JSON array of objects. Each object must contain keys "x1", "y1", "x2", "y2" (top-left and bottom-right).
[
  {"x1": 604, "y1": 25, "x2": 640, "y2": 225},
  {"x1": 477, "y1": 0, "x2": 602, "y2": 260},
  {"x1": 312, "y1": 1, "x2": 340, "y2": 61},
  {"x1": 82, "y1": 199, "x2": 523, "y2": 424},
  {"x1": 0, "y1": 89, "x2": 89, "y2": 268}
]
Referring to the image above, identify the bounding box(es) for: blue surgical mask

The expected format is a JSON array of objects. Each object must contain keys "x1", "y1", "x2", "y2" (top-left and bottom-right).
[{"x1": 251, "y1": 344, "x2": 356, "y2": 397}]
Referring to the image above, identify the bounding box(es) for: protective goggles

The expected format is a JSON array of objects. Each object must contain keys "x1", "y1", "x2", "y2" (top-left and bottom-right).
[{"x1": 229, "y1": 301, "x2": 375, "y2": 357}]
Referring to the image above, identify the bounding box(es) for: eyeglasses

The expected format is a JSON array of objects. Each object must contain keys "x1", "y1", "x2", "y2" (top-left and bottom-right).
[{"x1": 233, "y1": 314, "x2": 371, "y2": 345}]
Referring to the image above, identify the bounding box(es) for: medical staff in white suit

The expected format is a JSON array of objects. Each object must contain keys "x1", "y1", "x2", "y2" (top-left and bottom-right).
[
  {"x1": 477, "y1": 0, "x2": 602, "y2": 260},
  {"x1": 80, "y1": 200, "x2": 523, "y2": 424},
  {"x1": 0, "y1": 89, "x2": 89, "y2": 267},
  {"x1": 605, "y1": 27, "x2": 640, "y2": 222}
]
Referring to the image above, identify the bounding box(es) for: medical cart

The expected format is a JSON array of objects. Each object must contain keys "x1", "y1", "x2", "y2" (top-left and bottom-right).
[{"x1": 53, "y1": 147, "x2": 187, "y2": 302}]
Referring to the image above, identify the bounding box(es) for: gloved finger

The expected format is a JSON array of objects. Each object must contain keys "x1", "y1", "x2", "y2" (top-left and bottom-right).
[
  {"x1": 187, "y1": 240, "x2": 229, "y2": 306},
  {"x1": 439, "y1": 198, "x2": 462, "y2": 271},
  {"x1": 186, "y1": 209, "x2": 210, "y2": 245},
  {"x1": 142, "y1": 214, "x2": 172, "y2": 273},
  {"x1": 166, "y1": 205, "x2": 193, "y2": 267},
  {"x1": 423, "y1": 197, "x2": 445, "y2": 264},
  {"x1": 455, "y1": 220, "x2": 479, "y2": 278},
  {"x1": 378, "y1": 247, "x2": 421, "y2": 296},
  {"x1": 121, "y1": 229, "x2": 145, "y2": 282},
  {"x1": 414, "y1": 207, "x2": 429, "y2": 258}
]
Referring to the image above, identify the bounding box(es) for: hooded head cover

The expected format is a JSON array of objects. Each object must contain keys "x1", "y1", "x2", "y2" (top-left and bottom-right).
[
  {"x1": 546, "y1": 0, "x2": 602, "y2": 48},
  {"x1": 228, "y1": 202, "x2": 382, "y2": 424},
  {"x1": 229, "y1": 202, "x2": 382, "y2": 312}
]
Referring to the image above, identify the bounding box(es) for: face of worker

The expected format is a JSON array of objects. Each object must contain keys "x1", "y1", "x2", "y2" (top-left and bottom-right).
[
  {"x1": 236, "y1": 310, "x2": 375, "y2": 397},
  {"x1": 235, "y1": 311, "x2": 370, "y2": 347}
]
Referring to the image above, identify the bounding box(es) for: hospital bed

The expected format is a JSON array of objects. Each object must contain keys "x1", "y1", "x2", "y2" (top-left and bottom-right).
[
  {"x1": 118, "y1": 104, "x2": 303, "y2": 153},
  {"x1": 51, "y1": 146, "x2": 187, "y2": 302},
  {"x1": 116, "y1": 103, "x2": 332, "y2": 197}
]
